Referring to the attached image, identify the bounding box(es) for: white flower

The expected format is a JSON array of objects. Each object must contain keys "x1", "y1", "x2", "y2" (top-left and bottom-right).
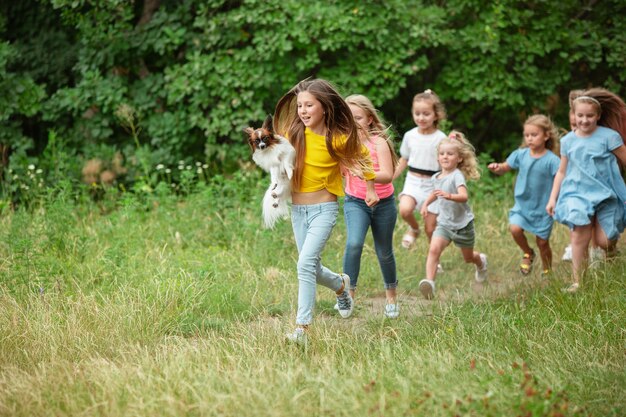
[
  {"x1": 28, "y1": 164, "x2": 35, "y2": 170},
  {"x1": 36, "y1": 169, "x2": 43, "y2": 174},
  {"x1": 195, "y1": 162, "x2": 201, "y2": 167},
  {"x1": 186, "y1": 165, "x2": 192, "y2": 170},
  {"x1": 196, "y1": 168, "x2": 202, "y2": 174},
  {"x1": 165, "y1": 168, "x2": 171, "y2": 174},
  {"x1": 156, "y1": 164, "x2": 165, "y2": 170},
  {"x1": 202, "y1": 164, "x2": 208, "y2": 169},
  {"x1": 178, "y1": 165, "x2": 184, "y2": 170}
]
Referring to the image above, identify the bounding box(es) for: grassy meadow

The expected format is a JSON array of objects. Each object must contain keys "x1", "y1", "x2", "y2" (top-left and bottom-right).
[{"x1": 0, "y1": 172, "x2": 625, "y2": 416}]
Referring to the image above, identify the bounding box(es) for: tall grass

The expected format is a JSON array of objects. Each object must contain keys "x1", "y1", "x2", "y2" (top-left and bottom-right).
[{"x1": 0, "y1": 177, "x2": 624, "y2": 416}]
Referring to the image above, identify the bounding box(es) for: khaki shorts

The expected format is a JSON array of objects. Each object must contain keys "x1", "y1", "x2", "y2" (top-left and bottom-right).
[{"x1": 433, "y1": 220, "x2": 475, "y2": 248}]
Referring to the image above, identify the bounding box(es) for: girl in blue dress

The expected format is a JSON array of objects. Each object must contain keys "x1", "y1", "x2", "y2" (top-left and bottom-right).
[
  {"x1": 546, "y1": 93, "x2": 626, "y2": 292},
  {"x1": 489, "y1": 115, "x2": 561, "y2": 275}
]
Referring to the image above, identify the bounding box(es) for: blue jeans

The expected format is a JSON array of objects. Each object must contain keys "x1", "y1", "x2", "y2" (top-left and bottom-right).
[
  {"x1": 343, "y1": 195, "x2": 398, "y2": 290},
  {"x1": 291, "y1": 202, "x2": 343, "y2": 326}
]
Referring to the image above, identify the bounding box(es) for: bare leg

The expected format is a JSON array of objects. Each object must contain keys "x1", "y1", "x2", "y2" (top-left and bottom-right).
[
  {"x1": 426, "y1": 237, "x2": 450, "y2": 280},
  {"x1": 510, "y1": 224, "x2": 533, "y2": 255},
  {"x1": 570, "y1": 225, "x2": 592, "y2": 285},
  {"x1": 398, "y1": 195, "x2": 420, "y2": 231},
  {"x1": 536, "y1": 236, "x2": 552, "y2": 272},
  {"x1": 460, "y1": 247, "x2": 482, "y2": 268},
  {"x1": 424, "y1": 212, "x2": 437, "y2": 243},
  {"x1": 385, "y1": 288, "x2": 397, "y2": 304}
]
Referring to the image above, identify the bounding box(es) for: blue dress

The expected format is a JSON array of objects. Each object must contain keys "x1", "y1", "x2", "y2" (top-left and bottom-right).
[
  {"x1": 506, "y1": 148, "x2": 560, "y2": 240},
  {"x1": 554, "y1": 126, "x2": 626, "y2": 240}
]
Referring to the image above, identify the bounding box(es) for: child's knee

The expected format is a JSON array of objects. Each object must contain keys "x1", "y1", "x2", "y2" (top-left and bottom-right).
[{"x1": 536, "y1": 237, "x2": 550, "y2": 251}]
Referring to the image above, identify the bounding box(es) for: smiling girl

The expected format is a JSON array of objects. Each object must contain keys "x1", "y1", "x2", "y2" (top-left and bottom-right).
[
  {"x1": 488, "y1": 115, "x2": 561, "y2": 275},
  {"x1": 273, "y1": 79, "x2": 379, "y2": 343},
  {"x1": 417, "y1": 131, "x2": 485, "y2": 299},
  {"x1": 547, "y1": 94, "x2": 626, "y2": 292}
]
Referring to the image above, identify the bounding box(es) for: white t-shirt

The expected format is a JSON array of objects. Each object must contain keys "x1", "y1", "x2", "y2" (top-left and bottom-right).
[{"x1": 399, "y1": 127, "x2": 446, "y2": 172}]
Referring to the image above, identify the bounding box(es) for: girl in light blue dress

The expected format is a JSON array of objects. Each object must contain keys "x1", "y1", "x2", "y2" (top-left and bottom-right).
[
  {"x1": 488, "y1": 115, "x2": 561, "y2": 275},
  {"x1": 547, "y1": 93, "x2": 626, "y2": 292}
]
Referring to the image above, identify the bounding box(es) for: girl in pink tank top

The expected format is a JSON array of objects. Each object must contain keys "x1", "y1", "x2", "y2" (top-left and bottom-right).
[{"x1": 343, "y1": 94, "x2": 401, "y2": 318}]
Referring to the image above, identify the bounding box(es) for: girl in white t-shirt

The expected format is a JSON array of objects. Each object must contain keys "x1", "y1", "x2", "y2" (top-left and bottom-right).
[{"x1": 393, "y1": 90, "x2": 447, "y2": 249}]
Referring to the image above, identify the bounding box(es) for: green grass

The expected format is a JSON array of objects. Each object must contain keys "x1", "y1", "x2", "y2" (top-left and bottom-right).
[{"x1": 0, "y1": 184, "x2": 624, "y2": 416}]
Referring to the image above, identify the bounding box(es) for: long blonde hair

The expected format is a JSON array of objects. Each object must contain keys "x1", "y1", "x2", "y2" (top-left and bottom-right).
[
  {"x1": 273, "y1": 79, "x2": 373, "y2": 190},
  {"x1": 522, "y1": 114, "x2": 561, "y2": 155},
  {"x1": 439, "y1": 131, "x2": 480, "y2": 180},
  {"x1": 345, "y1": 94, "x2": 398, "y2": 171}
]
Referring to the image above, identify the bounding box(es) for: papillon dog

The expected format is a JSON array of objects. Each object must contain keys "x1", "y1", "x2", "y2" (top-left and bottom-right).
[{"x1": 245, "y1": 115, "x2": 296, "y2": 229}]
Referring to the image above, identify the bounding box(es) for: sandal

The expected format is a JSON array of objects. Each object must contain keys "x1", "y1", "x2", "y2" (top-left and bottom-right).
[
  {"x1": 401, "y1": 228, "x2": 420, "y2": 249},
  {"x1": 519, "y1": 250, "x2": 535, "y2": 275}
]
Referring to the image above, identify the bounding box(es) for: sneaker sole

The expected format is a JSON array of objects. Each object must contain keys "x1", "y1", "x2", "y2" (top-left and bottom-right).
[{"x1": 419, "y1": 281, "x2": 434, "y2": 300}]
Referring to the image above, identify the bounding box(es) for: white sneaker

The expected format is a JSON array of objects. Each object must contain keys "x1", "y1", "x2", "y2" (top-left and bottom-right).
[
  {"x1": 475, "y1": 253, "x2": 488, "y2": 283},
  {"x1": 562, "y1": 282, "x2": 579, "y2": 293},
  {"x1": 285, "y1": 327, "x2": 308, "y2": 344},
  {"x1": 419, "y1": 279, "x2": 435, "y2": 300},
  {"x1": 437, "y1": 263, "x2": 444, "y2": 274},
  {"x1": 384, "y1": 303, "x2": 400, "y2": 318},
  {"x1": 589, "y1": 247, "x2": 606, "y2": 264},
  {"x1": 561, "y1": 245, "x2": 572, "y2": 262},
  {"x1": 336, "y1": 274, "x2": 354, "y2": 318}
]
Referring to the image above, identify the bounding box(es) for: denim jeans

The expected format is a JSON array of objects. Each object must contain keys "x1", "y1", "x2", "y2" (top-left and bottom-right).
[
  {"x1": 343, "y1": 195, "x2": 398, "y2": 290},
  {"x1": 291, "y1": 202, "x2": 343, "y2": 326}
]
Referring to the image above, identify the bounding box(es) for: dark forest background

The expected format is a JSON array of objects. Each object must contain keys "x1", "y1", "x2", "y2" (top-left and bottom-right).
[{"x1": 1, "y1": 0, "x2": 625, "y2": 191}]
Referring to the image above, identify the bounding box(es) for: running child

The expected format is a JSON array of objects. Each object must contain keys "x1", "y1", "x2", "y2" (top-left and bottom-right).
[
  {"x1": 418, "y1": 131, "x2": 487, "y2": 299},
  {"x1": 488, "y1": 115, "x2": 561, "y2": 275},
  {"x1": 393, "y1": 89, "x2": 447, "y2": 249},
  {"x1": 546, "y1": 92, "x2": 626, "y2": 292},
  {"x1": 273, "y1": 78, "x2": 379, "y2": 343},
  {"x1": 343, "y1": 94, "x2": 400, "y2": 318}
]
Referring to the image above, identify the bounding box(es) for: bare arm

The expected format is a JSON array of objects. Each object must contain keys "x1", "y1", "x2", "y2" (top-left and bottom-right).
[
  {"x1": 612, "y1": 144, "x2": 626, "y2": 167},
  {"x1": 420, "y1": 191, "x2": 438, "y2": 218},
  {"x1": 546, "y1": 155, "x2": 568, "y2": 216},
  {"x1": 374, "y1": 138, "x2": 394, "y2": 184},
  {"x1": 364, "y1": 179, "x2": 380, "y2": 207},
  {"x1": 434, "y1": 184, "x2": 468, "y2": 203},
  {"x1": 487, "y1": 161, "x2": 512, "y2": 175},
  {"x1": 393, "y1": 157, "x2": 408, "y2": 180}
]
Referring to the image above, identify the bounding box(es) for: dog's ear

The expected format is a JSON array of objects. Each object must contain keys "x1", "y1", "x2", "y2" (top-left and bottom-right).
[
  {"x1": 262, "y1": 114, "x2": 274, "y2": 132},
  {"x1": 243, "y1": 127, "x2": 255, "y2": 151}
]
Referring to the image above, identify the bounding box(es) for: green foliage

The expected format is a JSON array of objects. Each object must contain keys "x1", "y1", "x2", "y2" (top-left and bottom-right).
[{"x1": 1, "y1": 0, "x2": 625, "y2": 183}]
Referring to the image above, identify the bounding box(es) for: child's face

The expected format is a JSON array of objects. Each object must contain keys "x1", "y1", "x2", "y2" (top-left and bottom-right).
[
  {"x1": 574, "y1": 102, "x2": 600, "y2": 136},
  {"x1": 297, "y1": 91, "x2": 325, "y2": 134},
  {"x1": 523, "y1": 123, "x2": 548, "y2": 152},
  {"x1": 412, "y1": 100, "x2": 437, "y2": 133},
  {"x1": 349, "y1": 104, "x2": 372, "y2": 132},
  {"x1": 438, "y1": 143, "x2": 461, "y2": 171}
]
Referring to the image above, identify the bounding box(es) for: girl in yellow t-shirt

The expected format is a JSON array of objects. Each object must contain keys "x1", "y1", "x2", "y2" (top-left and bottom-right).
[{"x1": 274, "y1": 78, "x2": 378, "y2": 343}]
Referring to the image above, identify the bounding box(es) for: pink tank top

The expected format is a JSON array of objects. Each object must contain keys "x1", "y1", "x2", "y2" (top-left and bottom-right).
[{"x1": 345, "y1": 136, "x2": 395, "y2": 199}]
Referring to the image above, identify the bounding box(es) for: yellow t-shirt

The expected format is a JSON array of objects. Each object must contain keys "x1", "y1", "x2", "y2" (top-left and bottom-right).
[{"x1": 298, "y1": 128, "x2": 375, "y2": 195}]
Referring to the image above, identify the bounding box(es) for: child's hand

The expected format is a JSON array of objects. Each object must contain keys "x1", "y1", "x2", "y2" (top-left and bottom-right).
[
  {"x1": 420, "y1": 204, "x2": 428, "y2": 218},
  {"x1": 488, "y1": 162, "x2": 501, "y2": 174},
  {"x1": 546, "y1": 199, "x2": 555, "y2": 216},
  {"x1": 433, "y1": 189, "x2": 452, "y2": 200}
]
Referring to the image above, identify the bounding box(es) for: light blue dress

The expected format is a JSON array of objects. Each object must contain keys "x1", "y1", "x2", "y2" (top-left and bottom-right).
[
  {"x1": 506, "y1": 148, "x2": 560, "y2": 239},
  {"x1": 554, "y1": 126, "x2": 626, "y2": 240}
]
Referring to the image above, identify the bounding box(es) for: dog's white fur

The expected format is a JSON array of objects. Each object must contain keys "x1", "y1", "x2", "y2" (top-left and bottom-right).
[{"x1": 249, "y1": 131, "x2": 296, "y2": 229}]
